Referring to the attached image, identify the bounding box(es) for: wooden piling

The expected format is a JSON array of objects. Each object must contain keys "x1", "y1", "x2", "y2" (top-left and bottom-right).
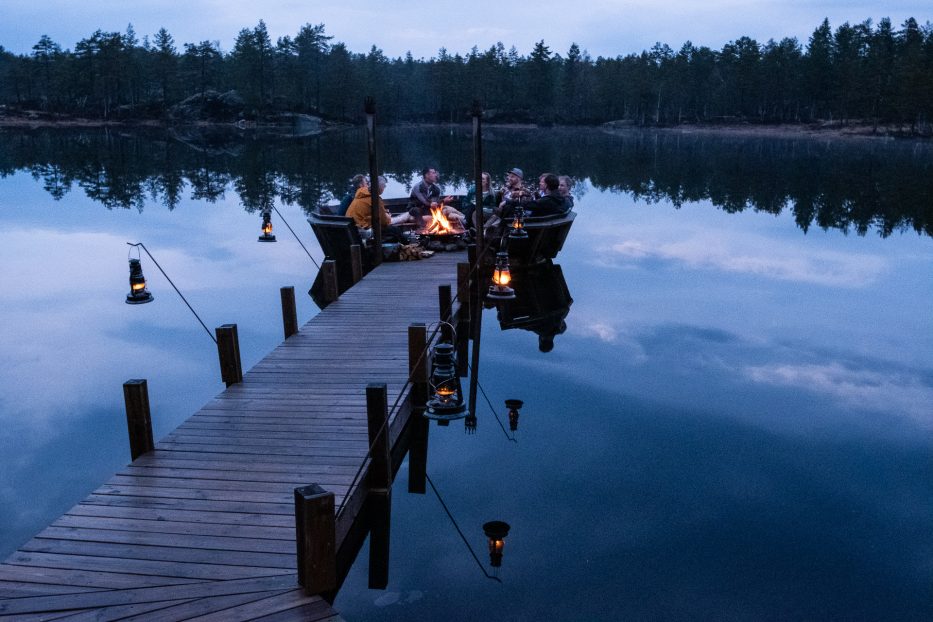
[
  {"x1": 367, "y1": 492, "x2": 391, "y2": 589},
  {"x1": 294, "y1": 484, "x2": 337, "y2": 596},
  {"x1": 215, "y1": 324, "x2": 242, "y2": 387},
  {"x1": 366, "y1": 384, "x2": 391, "y2": 491},
  {"x1": 457, "y1": 262, "x2": 471, "y2": 320},
  {"x1": 122, "y1": 379, "x2": 154, "y2": 461},
  {"x1": 438, "y1": 284, "x2": 453, "y2": 342},
  {"x1": 365, "y1": 383, "x2": 392, "y2": 588},
  {"x1": 280, "y1": 286, "x2": 298, "y2": 339},
  {"x1": 350, "y1": 244, "x2": 363, "y2": 284},
  {"x1": 365, "y1": 97, "x2": 382, "y2": 264},
  {"x1": 472, "y1": 101, "x2": 485, "y2": 254},
  {"x1": 408, "y1": 415, "x2": 429, "y2": 495},
  {"x1": 322, "y1": 259, "x2": 339, "y2": 303},
  {"x1": 408, "y1": 323, "x2": 428, "y2": 406}
]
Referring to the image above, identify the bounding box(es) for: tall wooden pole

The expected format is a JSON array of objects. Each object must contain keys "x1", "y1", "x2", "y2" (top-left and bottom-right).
[
  {"x1": 365, "y1": 97, "x2": 382, "y2": 265},
  {"x1": 471, "y1": 101, "x2": 485, "y2": 257}
]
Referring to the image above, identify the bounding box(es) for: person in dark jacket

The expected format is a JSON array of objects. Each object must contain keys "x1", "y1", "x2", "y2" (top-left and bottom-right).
[
  {"x1": 517, "y1": 174, "x2": 569, "y2": 217},
  {"x1": 408, "y1": 167, "x2": 465, "y2": 226}
]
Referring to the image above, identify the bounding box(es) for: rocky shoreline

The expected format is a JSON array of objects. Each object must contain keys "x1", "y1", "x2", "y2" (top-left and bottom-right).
[{"x1": 0, "y1": 108, "x2": 928, "y2": 141}]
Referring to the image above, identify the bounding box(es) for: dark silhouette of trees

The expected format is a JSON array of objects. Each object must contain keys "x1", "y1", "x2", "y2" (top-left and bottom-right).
[{"x1": 1, "y1": 16, "x2": 931, "y2": 133}]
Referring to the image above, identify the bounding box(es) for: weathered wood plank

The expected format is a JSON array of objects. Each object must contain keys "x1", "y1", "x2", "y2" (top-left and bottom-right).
[
  {"x1": 1, "y1": 251, "x2": 463, "y2": 619},
  {"x1": 0, "y1": 575, "x2": 299, "y2": 615},
  {"x1": 4, "y1": 552, "x2": 293, "y2": 581}
]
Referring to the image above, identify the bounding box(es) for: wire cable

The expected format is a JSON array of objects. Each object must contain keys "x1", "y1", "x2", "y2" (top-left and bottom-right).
[{"x1": 127, "y1": 242, "x2": 217, "y2": 344}]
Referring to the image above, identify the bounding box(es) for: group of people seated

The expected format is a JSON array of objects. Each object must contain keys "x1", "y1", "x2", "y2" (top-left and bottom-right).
[{"x1": 327, "y1": 166, "x2": 575, "y2": 243}]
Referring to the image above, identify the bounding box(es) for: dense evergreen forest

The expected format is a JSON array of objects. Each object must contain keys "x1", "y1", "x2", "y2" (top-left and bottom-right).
[{"x1": 1, "y1": 17, "x2": 931, "y2": 131}]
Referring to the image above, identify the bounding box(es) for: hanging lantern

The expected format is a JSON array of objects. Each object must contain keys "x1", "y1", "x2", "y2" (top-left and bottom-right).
[
  {"x1": 125, "y1": 258, "x2": 154, "y2": 304},
  {"x1": 425, "y1": 342, "x2": 466, "y2": 420},
  {"x1": 505, "y1": 399, "x2": 523, "y2": 432},
  {"x1": 483, "y1": 521, "x2": 511, "y2": 568},
  {"x1": 258, "y1": 210, "x2": 276, "y2": 242},
  {"x1": 509, "y1": 204, "x2": 528, "y2": 239},
  {"x1": 487, "y1": 252, "x2": 515, "y2": 301}
]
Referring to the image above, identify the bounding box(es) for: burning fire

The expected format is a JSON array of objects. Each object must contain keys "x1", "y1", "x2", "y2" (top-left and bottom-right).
[{"x1": 422, "y1": 204, "x2": 462, "y2": 235}]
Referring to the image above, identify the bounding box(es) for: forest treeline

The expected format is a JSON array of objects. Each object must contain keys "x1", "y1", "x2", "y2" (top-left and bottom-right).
[
  {"x1": 3, "y1": 127, "x2": 931, "y2": 238},
  {"x1": 1, "y1": 17, "x2": 931, "y2": 130}
]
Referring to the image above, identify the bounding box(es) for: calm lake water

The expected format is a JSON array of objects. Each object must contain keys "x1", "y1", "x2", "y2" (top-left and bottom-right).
[{"x1": 1, "y1": 126, "x2": 932, "y2": 620}]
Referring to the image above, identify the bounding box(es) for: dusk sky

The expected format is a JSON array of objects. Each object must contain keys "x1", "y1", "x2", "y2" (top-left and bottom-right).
[{"x1": 2, "y1": 1, "x2": 930, "y2": 60}]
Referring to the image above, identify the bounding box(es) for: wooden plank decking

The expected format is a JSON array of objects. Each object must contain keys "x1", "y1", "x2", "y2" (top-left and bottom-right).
[{"x1": 0, "y1": 251, "x2": 465, "y2": 621}]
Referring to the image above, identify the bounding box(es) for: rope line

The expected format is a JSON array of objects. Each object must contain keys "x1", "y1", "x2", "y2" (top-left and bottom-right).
[
  {"x1": 271, "y1": 205, "x2": 321, "y2": 269},
  {"x1": 127, "y1": 242, "x2": 217, "y2": 344},
  {"x1": 427, "y1": 473, "x2": 502, "y2": 582}
]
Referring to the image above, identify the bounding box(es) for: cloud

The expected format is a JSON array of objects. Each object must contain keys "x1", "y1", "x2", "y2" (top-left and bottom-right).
[
  {"x1": 600, "y1": 233, "x2": 886, "y2": 287},
  {"x1": 744, "y1": 362, "x2": 933, "y2": 424}
]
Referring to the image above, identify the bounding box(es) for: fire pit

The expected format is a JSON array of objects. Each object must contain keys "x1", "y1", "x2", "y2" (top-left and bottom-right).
[{"x1": 415, "y1": 204, "x2": 469, "y2": 251}]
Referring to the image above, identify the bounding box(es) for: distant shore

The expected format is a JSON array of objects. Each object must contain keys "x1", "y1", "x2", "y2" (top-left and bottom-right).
[{"x1": 0, "y1": 110, "x2": 927, "y2": 141}]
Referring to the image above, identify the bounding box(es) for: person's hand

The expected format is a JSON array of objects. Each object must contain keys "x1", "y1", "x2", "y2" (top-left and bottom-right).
[{"x1": 443, "y1": 195, "x2": 453, "y2": 204}]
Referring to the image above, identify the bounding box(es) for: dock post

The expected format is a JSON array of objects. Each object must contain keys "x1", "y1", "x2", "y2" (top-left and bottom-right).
[
  {"x1": 457, "y1": 262, "x2": 471, "y2": 322},
  {"x1": 280, "y1": 286, "x2": 298, "y2": 339},
  {"x1": 294, "y1": 484, "x2": 337, "y2": 596},
  {"x1": 366, "y1": 384, "x2": 391, "y2": 491},
  {"x1": 215, "y1": 324, "x2": 243, "y2": 387},
  {"x1": 408, "y1": 323, "x2": 429, "y2": 409},
  {"x1": 123, "y1": 379, "x2": 154, "y2": 461},
  {"x1": 408, "y1": 323, "x2": 429, "y2": 494},
  {"x1": 322, "y1": 260, "x2": 339, "y2": 303},
  {"x1": 366, "y1": 383, "x2": 391, "y2": 589},
  {"x1": 350, "y1": 244, "x2": 363, "y2": 284},
  {"x1": 438, "y1": 284, "x2": 453, "y2": 342},
  {"x1": 365, "y1": 97, "x2": 382, "y2": 265},
  {"x1": 456, "y1": 262, "x2": 471, "y2": 377}
]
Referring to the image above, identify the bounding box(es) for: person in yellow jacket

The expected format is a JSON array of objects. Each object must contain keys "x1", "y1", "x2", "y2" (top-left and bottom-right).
[{"x1": 345, "y1": 176, "x2": 412, "y2": 242}]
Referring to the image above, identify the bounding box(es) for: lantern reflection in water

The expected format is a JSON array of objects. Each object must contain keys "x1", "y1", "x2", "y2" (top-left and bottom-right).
[
  {"x1": 505, "y1": 399, "x2": 523, "y2": 432},
  {"x1": 483, "y1": 521, "x2": 511, "y2": 571}
]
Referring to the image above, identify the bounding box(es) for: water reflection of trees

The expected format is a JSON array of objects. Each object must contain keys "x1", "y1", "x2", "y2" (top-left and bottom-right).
[{"x1": 2, "y1": 127, "x2": 931, "y2": 237}]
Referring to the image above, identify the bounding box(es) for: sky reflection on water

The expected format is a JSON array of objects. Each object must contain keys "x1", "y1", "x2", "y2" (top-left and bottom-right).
[
  {"x1": 1, "y1": 129, "x2": 932, "y2": 619},
  {"x1": 334, "y1": 177, "x2": 933, "y2": 620},
  {"x1": 0, "y1": 173, "x2": 322, "y2": 554}
]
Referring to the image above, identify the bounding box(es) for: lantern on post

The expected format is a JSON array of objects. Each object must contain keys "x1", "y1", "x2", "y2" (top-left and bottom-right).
[
  {"x1": 425, "y1": 342, "x2": 466, "y2": 420},
  {"x1": 125, "y1": 257, "x2": 153, "y2": 304},
  {"x1": 487, "y1": 252, "x2": 515, "y2": 301},
  {"x1": 482, "y1": 521, "x2": 510, "y2": 569},
  {"x1": 505, "y1": 399, "x2": 523, "y2": 432},
  {"x1": 509, "y1": 204, "x2": 528, "y2": 239},
  {"x1": 258, "y1": 210, "x2": 276, "y2": 242}
]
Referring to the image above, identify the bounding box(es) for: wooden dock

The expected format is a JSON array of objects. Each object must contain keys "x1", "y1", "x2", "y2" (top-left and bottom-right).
[{"x1": 0, "y1": 251, "x2": 466, "y2": 621}]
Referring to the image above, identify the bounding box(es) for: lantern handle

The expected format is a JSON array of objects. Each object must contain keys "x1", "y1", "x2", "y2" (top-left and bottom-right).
[
  {"x1": 126, "y1": 242, "x2": 218, "y2": 344},
  {"x1": 428, "y1": 320, "x2": 457, "y2": 344}
]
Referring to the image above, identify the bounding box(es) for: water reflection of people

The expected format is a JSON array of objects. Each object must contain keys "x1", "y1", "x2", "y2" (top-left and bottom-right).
[{"x1": 495, "y1": 261, "x2": 573, "y2": 352}]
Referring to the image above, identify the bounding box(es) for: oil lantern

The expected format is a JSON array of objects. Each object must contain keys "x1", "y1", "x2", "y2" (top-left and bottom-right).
[
  {"x1": 258, "y1": 210, "x2": 276, "y2": 242},
  {"x1": 425, "y1": 342, "x2": 466, "y2": 420},
  {"x1": 487, "y1": 252, "x2": 515, "y2": 301},
  {"x1": 125, "y1": 258, "x2": 154, "y2": 304}
]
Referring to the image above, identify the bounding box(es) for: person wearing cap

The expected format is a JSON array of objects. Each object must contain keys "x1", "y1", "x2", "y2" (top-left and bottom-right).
[{"x1": 501, "y1": 167, "x2": 525, "y2": 203}]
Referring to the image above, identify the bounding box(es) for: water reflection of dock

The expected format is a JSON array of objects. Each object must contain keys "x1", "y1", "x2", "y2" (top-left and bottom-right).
[{"x1": 0, "y1": 252, "x2": 467, "y2": 620}]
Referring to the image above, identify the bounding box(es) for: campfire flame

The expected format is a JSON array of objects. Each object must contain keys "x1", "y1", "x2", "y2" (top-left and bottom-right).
[{"x1": 422, "y1": 205, "x2": 462, "y2": 235}]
